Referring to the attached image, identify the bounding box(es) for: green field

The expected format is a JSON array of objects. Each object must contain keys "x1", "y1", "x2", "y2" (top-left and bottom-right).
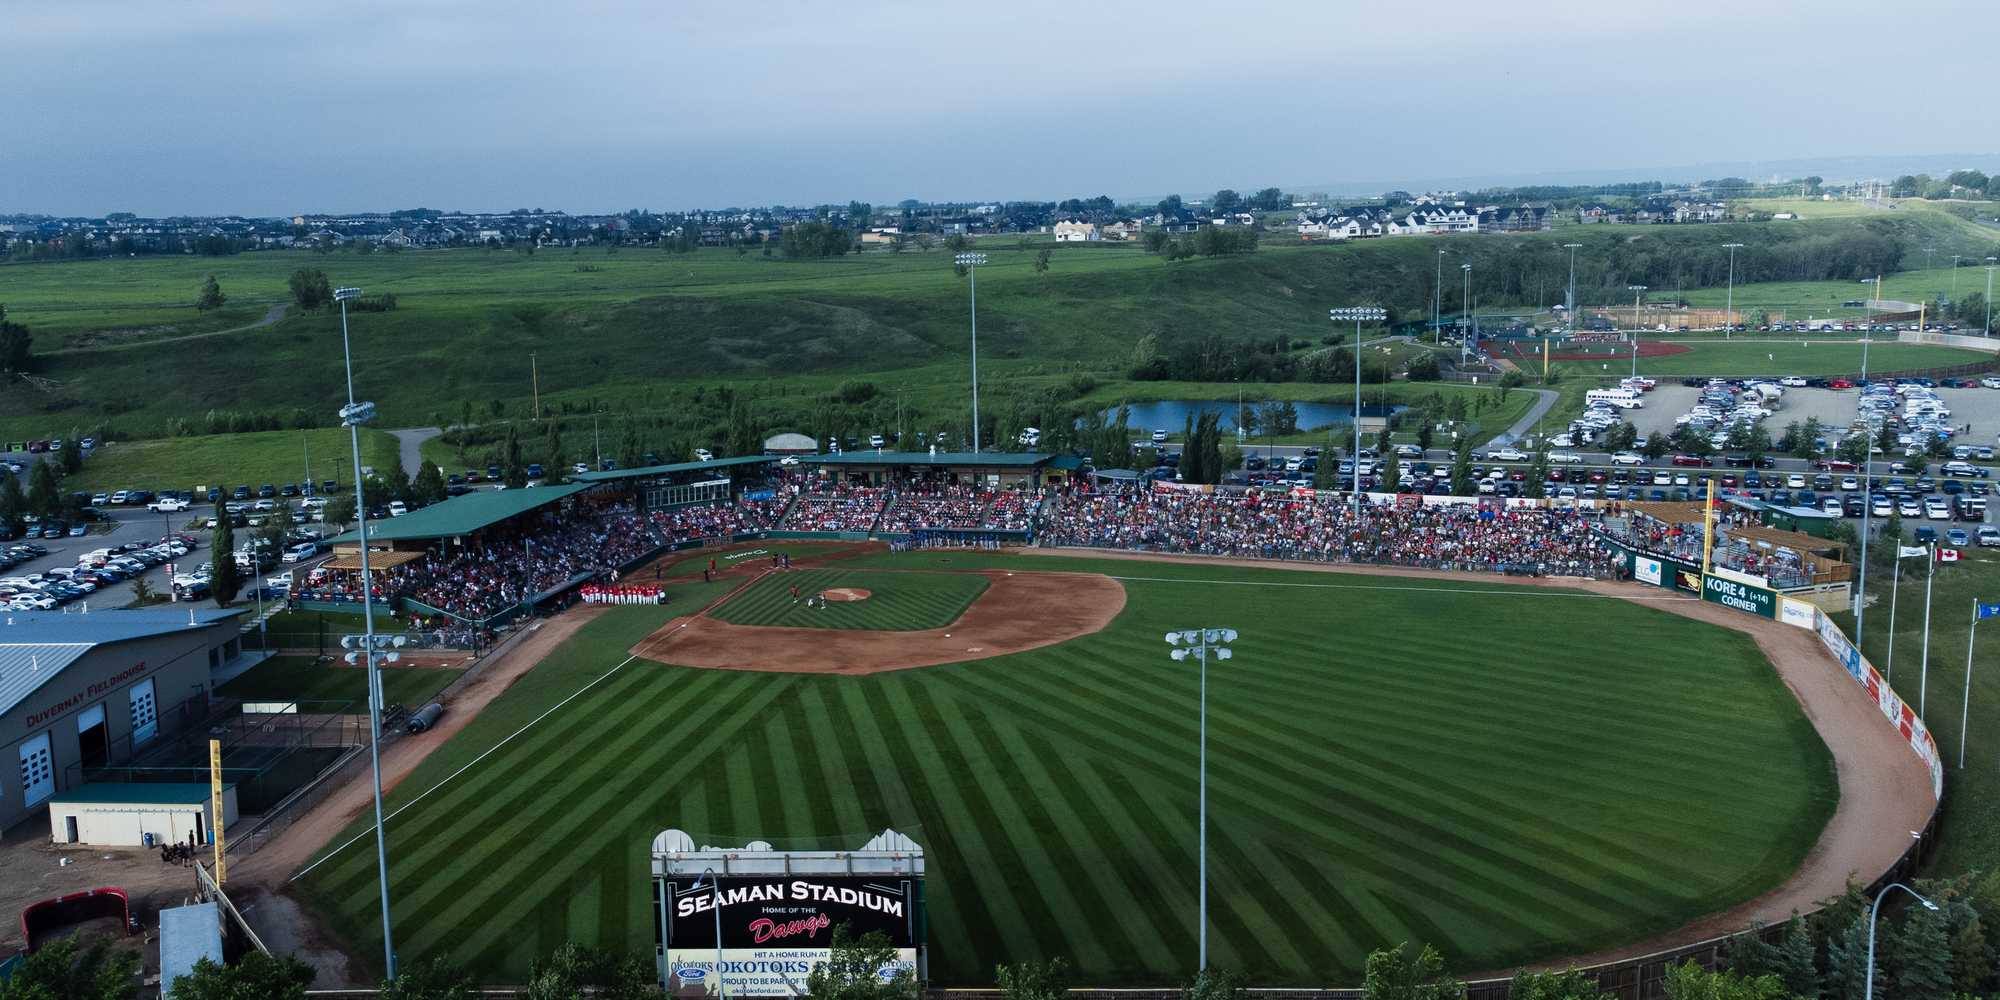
[
  {"x1": 1551, "y1": 339, "x2": 1991, "y2": 380},
  {"x1": 60, "y1": 426, "x2": 401, "y2": 493},
  {"x1": 300, "y1": 553, "x2": 1835, "y2": 985},
  {"x1": 217, "y1": 654, "x2": 461, "y2": 708},
  {"x1": 710, "y1": 568, "x2": 988, "y2": 630}
]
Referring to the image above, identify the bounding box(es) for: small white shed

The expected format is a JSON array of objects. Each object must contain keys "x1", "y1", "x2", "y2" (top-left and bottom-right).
[{"x1": 46, "y1": 783, "x2": 236, "y2": 848}]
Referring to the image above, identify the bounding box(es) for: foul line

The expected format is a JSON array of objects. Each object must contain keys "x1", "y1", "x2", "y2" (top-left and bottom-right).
[
  {"x1": 1106, "y1": 574, "x2": 1700, "y2": 602},
  {"x1": 290, "y1": 650, "x2": 644, "y2": 882}
]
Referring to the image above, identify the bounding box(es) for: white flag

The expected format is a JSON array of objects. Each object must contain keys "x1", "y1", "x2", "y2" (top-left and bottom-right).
[{"x1": 1898, "y1": 546, "x2": 1929, "y2": 558}]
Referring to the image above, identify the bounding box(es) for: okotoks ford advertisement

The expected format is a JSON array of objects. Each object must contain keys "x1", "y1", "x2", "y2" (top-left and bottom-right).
[{"x1": 662, "y1": 876, "x2": 919, "y2": 996}]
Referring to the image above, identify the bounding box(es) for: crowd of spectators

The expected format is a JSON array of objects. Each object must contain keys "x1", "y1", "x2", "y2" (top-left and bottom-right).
[
  {"x1": 1036, "y1": 482, "x2": 1616, "y2": 577},
  {"x1": 877, "y1": 482, "x2": 1042, "y2": 533},
  {"x1": 651, "y1": 497, "x2": 785, "y2": 542},
  {"x1": 1604, "y1": 510, "x2": 1816, "y2": 587},
  {"x1": 292, "y1": 503, "x2": 661, "y2": 621},
  {"x1": 780, "y1": 482, "x2": 889, "y2": 532}
]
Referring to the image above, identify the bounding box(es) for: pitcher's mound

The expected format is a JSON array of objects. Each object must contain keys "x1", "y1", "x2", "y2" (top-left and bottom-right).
[{"x1": 824, "y1": 588, "x2": 871, "y2": 602}]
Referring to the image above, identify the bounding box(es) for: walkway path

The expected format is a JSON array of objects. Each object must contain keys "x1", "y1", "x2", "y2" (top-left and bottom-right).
[
  {"x1": 390, "y1": 427, "x2": 442, "y2": 479},
  {"x1": 1487, "y1": 387, "x2": 1559, "y2": 448},
  {"x1": 50, "y1": 301, "x2": 289, "y2": 355}
]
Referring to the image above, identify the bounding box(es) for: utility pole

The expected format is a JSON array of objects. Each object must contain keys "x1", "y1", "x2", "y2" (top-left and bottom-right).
[
  {"x1": 1628, "y1": 285, "x2": 1648, "y2": 379},
  {"x1": 1561, "y1": 243, "x2": 1581, "y2": 335},
  {"x1": 1721, "y1": 243, "x2": 1744, "y2": 338}
]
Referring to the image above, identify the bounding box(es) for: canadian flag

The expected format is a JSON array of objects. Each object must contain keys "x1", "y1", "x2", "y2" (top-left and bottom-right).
[{"x1": 1938, "y1": 548, "x2": 1963, "y2": 563}]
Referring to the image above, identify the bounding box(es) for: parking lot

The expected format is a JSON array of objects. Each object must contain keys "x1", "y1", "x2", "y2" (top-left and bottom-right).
[{"x1": 1628, "y1": 385, "x2": 2000, "y2": 449}]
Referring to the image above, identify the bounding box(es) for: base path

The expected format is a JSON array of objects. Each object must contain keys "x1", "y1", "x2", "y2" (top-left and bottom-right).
[
  {"x1": 631, "y1": 569, "x2": 1125, "y2": 674},
  {"x1": 1021, "y1": 548, "x2": 1934, "y2": 974}
]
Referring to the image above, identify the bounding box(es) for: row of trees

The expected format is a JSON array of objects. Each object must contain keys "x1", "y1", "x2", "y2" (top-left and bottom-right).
[{"x1": 1891, "y1": 170, "x2": 2000, "y2": 200}]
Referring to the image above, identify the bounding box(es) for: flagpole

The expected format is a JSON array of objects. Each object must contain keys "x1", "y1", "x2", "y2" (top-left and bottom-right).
[
  {"x1": 1920, "y1": 544, "x2": 1935, "y2": 718},
  {"x1": 1962, "y1": 599, "x2": 1978, "y2": 769},
  {"x1": 1886, "y1": 555, "x2": 1902, "y2": 681}
]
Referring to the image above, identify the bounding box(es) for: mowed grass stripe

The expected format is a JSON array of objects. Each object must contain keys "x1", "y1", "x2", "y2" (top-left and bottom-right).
[
  {"x1": 308, "y1": 555, "x2": 1836, "y2": 985},
  {"x1": 711, "y1": 569, "x2": 988, "y2": 631}
]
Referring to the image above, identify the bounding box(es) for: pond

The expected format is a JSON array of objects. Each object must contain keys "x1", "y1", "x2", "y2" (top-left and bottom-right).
[{"x1": 1096, "y1": 400, "x2": 1405, "y2": 436}]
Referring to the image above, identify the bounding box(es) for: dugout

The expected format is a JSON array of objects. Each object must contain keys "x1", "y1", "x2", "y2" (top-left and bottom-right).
[
  {"x1": 0, "y1": 608, "x2": 246, "y2": 832},
  {"x1": 650, "y1": 828, "x2": 926, "y2": 996},
  {"x1": 46, "y1": 782, "x2": 236, "y2": 847}
]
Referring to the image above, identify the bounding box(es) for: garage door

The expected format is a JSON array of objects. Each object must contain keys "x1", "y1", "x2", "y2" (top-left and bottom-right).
[
  {"x1": 129, "y1": 679, "x2": 157, "y2": 746},
  {"x1": 19, "y1": 733, "x2": 53, "y2": 807}
]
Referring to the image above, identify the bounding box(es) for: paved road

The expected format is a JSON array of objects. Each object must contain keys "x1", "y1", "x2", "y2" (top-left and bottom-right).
[
  {"x1": 391, "y1": 427, "x2": 443, "y2": 479},
  {"x1": 1487, "y1": 389, "x2": 1559, "y2": 448}
]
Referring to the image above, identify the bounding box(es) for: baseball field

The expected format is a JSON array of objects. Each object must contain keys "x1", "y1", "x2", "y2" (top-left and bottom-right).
[{"x1": 297, "y1": 548, "x2": 1838, "y2": 985}]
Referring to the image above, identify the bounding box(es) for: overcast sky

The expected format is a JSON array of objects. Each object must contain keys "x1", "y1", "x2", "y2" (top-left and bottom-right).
[{"x1": 4, "y1": 0, "x2": 1993, "y2": 216}]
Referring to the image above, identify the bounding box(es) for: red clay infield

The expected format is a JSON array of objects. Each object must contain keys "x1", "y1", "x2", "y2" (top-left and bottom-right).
[{"x1": 631, "y1": 569, "x2": 1126, "y2": 674}]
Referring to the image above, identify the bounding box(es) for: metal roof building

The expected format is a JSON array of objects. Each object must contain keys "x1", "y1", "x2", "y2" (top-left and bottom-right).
[
  {"x1": 326, "y1": 483, "x2": 591, "y2": 546},
  {"x1": 0, "y1": 608, "x2": 245, "y2": 832}
]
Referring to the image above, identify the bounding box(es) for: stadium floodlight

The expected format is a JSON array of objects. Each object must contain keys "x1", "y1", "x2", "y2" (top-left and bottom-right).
[
  {"x1": 1721, "y1": 244, "x2": 1745, "y2": 338},
  {"x1": 1627, "y1": 285, "x2": 1648, "y2": 379},
  {"x1": 955, "y1": 253, "x2": 988, "y2": 453},
  {"x1": 1165, "y1": 625, "x2": 1238, "y2": 970},
  {"x1": 334, "y1": 283, "x2": 397, "y2": 978},
  {"x1": 1561, "y1": 243, "x2": 1582, "y2": 334},
  {"x1": 1986, "y1": 258, "x2": 1997, "y2": 337},
  {"x1": 1865, "y1": 883, "x2": 1940, "y2": 1000},
  {"x1": 1330, "y1": 308, "x2": 1387, "y2": 514}
]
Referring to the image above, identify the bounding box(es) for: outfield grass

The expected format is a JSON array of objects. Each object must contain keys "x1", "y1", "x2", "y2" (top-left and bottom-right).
[
  {"x1": 710, "y1": 568, "x2": 988, "y2": 630},
  {"x1": 1682, "y1": 264, "x2": 2000, "y2": 318},
  {"x1": 1553, "y1": 340, "x2": 1991, "y2": 380},
  {"x1": 217, "y1": 654, "x2": 461, "y2": 708},
  {"x1": 656, "y1": 541, "x2": 856, "y2": 578},
  {"x1": 60, "y1": 427, "x2": 401, "y2": 493},
  {"x1": 302, "y1": 554, "x2": 1835, "y2": 985}
]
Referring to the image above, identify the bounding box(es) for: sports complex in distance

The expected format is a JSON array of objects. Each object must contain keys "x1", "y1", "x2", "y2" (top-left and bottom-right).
[{"x1": 224, "y1": 446, "x2": 1946, "y2": 993}]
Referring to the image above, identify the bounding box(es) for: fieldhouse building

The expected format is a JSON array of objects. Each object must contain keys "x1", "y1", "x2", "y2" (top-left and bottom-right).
[{"x1": 0, "y1": 608, "x2": 245, "y2": 831}]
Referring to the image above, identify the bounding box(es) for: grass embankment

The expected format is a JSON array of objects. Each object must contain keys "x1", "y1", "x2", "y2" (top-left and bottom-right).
[
  {"x1": 59, "y1": 427, "x2": 401, "y2": 493},
  {"x1": 303, "y1": 555, "x2": 1834, "y2": 985},
  {"x1": 1831, "y1": 548, "x2": 2000, "y2": 906},
  {"x1": 217, "y1": 654, "x2": 461, "y2": 708}
]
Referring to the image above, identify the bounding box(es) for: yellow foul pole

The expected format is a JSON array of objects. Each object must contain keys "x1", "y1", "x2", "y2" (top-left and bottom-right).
[
  {"x1": 1704, "y1": 478, "x2": 1720, "y2": 580},
  {"x1": 210, "y1": 739, "x2": 226, "y2": 886}
]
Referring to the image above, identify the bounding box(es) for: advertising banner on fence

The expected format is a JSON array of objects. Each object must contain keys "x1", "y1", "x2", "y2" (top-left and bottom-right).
[
  {"x1": 1779, "y1": 597, "x2": 1817, "y2": 630},
  {"x1": 1702, "y1": 573, "x2": 1776, "y2": 618},
  {"x1": 1807, "y1": 607, "x2": 1945, "y2": 800},
  {"x1": 662, "y1": 876, "x2": 919, "y2": 996},
  {"x1": 1634, "y1": 555, "x2": 1662, "y2": 587}
]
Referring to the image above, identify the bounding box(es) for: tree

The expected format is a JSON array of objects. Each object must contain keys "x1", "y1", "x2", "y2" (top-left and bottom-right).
[
  {"x1": 211, "y1": 514, "x2": 242, "y2": 606},
  {"x1": 502, "y1": 424, "x2": 528, "y2": 488},
  {"x1": 1824, "y1": 916, "x2": 1881, "y2": 1000},
  {"x1": 1505, "y1": 968, "x2": 1613, "y2": 1000},
  {"x1": 1416, "y1": 422, "x2": 1435, "y2": 453},
  {"x1": 1657, "y1": 961, "x2": 1790, "y2": 1000},
  {"x1": 287, "y1": 268, "x2": 333, "y2": 311},
  {"x1": 196, "y1": 274, "x2": 227, "y2": 311},
  {"x1": 996, "y1": 957, "x2": 1071, "y2": 1000},
  {"x1": 380, "y1": 957, "x2": 480, "y2": 1000},
  {"x1": 0, "y1": 936, "x2": 138, "y2": 1000},
  {"x1": 1773, "y1": 914, "x2": 1819, "y2": 1000},
  {"x1": 322, "y1": 492, "x2": 356, "y2": 527},
  {"x1": 170, "y1": 953, "x2": 315, "y2": 1000},
  {"x1": 1523, "y1": 443, "x2": 1550, "y2": 499},
  {"x1": 543, "y1": 421, "x2": 565, "y2": 472},
  {"x1": 413, "y1": 462, "x2": 447, "y2": 505},
  {"x1": 1607, "y1": 422, "x2": 1639, "y2": 453},
  {"x1": 59, "y1": 438, "x2": 82, "y2": 476},
  {"x1": 1211, "y1": 189, "x2": 1243, "y2": 214},
  {"x1": 519, "y1": 942, "x2": 662, "y2": 1000},
  {"x1": 1642, "y1": 431, "x2": 1670, "y2": 460},
  {"x1": 1886, "y1": 895, "x2": 1953, "y2": 1000},
  {"x1": 1362, "y1": 942, "x2": 1465, "y2": 1000},
  {"x1": 803, "y1": 927, "x2": 916, "y2": 1000},
  {"x1": 1250, "y1": 187, "x2": 1288, "y2": 211},
  {"x1": 0, "y1": 472, "x2": 23, "y2": 536},
  {"x1": 1791, "y1": 417, "x2": 1823, "y2": 460},
  {"x1": 26, "y1": 460, "x2": 60, "y2": 517},
  {"x1": 1378, "y1": 449, "x2": 1402, "y2": 492},
  {"x1": 1179, "y1": 967, "x2": 1246, "y2": 1000},
  {"x1": 0, "y1": 304, "x2": 32, "y2": 374},
  {"x1": 1450, "y1": 436, "x2": 1474, "y2": 496},
  {"x1": 1406, "y1": 354, "x2": 1442, "y2": 381},
  {"x1": 1033, "y1": 249, "x2": 1052, "y2": 274},
  {"x1": 1141, "y1": 229, "x2": 1170, "y2": 254}
]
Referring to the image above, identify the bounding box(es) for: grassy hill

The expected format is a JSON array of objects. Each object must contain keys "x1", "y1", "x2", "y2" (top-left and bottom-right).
[{"x1": 1, "y1": 202, "x2": 1993, "y2": 452}]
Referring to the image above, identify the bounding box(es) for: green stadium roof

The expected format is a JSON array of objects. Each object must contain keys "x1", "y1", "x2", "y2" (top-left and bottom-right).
[
  {"x1": 326, "y1": 483, "x2": 590, "y2": 544},
  {"x1": 574, "y1": 455, "x2": 775, "y2": 483},
  {"x1": 51, "y1": 783, "x2": 227, "y2": 805},
  {"x1": 807, "y1": 451, "x2": 1052, "y2": 467}
]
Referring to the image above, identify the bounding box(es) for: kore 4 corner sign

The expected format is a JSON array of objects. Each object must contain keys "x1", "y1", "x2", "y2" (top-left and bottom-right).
[{"x1": 1701, "y1": 573, "x2": 1776, "y2": 618}]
